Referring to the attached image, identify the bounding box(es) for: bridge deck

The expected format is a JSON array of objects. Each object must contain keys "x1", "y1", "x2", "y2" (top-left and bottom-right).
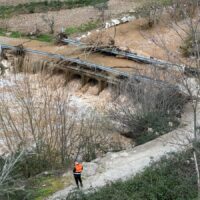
[{"x1": 0, "y1": 44, "x2": 174, "y2": 88}]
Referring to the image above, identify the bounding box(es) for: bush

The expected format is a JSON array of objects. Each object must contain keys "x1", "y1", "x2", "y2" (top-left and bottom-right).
[
  {"x1": 110, "y1": 80, "x2": 187, "y2": 145},
  {"x1": 180, "y1": 30, "x2": 200, "y2": 58},
  {"x1": 0, "y1": 152, "x2": 31, "y2": 200},
  {"x1": 132, "y1": 111, "x2": 179, "y2": 145},
  {"x1": 12, "y1": 147, "x2": 66, "y2": 178},
  {"x1": 168, "y1": 0, "x2": 198, "y2": 21},
  {"x1": 67, "y1": 150, "x2": 198, "y2": 200},
  {"x1": 135, "y1": 0, "x2": 172, "y2": 28}
]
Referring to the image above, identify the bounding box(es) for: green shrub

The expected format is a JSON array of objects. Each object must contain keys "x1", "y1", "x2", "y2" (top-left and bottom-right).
[
  {"x1": 0, "y1": 29, "x2": 25, "y2": 38},
  {"x1": 130, "y1": 111, "x2": 179, "y2": 145},
  {"x1": 0, "y1": 27, "x2": 54, "y2": 43},
  {"x1": 0, "y1": 153, "x2": 31, "y2": 200},
  {"x1": 13, "y1": 150, "x2": 65, "y2": 178},
  {"x1": 180, "y1": 31, "x2": 200, "y2": 58},
  {"x1": 10, "y1": 31, "x2": 22, "y2": 38},
  {"x1": 36, "y1": 34, "x2": 54, "y2": 43},
  {"x1": 111, "y1": 82, "x2": 187, "y2": 145}
]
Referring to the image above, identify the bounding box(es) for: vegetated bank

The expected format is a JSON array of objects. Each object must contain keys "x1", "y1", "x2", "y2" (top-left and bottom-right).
[
  {"x1": 67, "y1": 150, "x2": 198, "y2": 200},
  {"x1": 0, "y1": 19, "x2": 101, "y2": 43},
  {"x1": 0, "y1": 0, "x2": 109, "y2": 18}
]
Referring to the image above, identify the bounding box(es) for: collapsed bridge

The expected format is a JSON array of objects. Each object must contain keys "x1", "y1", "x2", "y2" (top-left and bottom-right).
[
  {"x1": 61, "y1": 37, "x2": 200, "y2": 77},
  {"x1": 0, "y1": 44, "x2": 181, "y2": 94}
]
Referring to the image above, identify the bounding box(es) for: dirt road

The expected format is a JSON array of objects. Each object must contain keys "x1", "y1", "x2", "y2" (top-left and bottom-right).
[{"x1": 48, "y1": 103, "x2": 195, "y2": 200}]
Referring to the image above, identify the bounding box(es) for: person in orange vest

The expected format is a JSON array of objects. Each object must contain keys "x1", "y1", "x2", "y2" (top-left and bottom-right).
[{"x1": 73, "y1": 161, "x2": 83, "y2": 188}]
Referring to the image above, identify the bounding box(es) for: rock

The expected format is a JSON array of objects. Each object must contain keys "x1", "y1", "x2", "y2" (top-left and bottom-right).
[
  {"x1": 82, "y1": 162, "x2": 98, "y2": 177},
  {"x1": 5, "y1": 32, "x2": 12, "y2": 36},
  {"x1": 105, "y1": 22, "x2": 111, "y2": 29},
  {"x1": 118, "y1": 152, "x2": 129, "y2": 157},
  {"x1": 111, "y1": 19, "x2": 120, "y2": 25},
  {"x1": 87, "y1": 32, "x2": 91, "y2": 36},
  {"x1": 121, "y1": 16, "x2": 129, "y2": 23},
  {"x1": 155, "y1": 132, "x2": 159, "y2": 136},
  {"x1": 168, "y1": 122, "x2": 173, "y2": 127},
  {"x1": 148, "y1": 128, "x2": 153, "y2": 132}
]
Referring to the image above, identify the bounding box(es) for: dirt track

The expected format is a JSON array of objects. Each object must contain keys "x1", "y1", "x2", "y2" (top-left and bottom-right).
[{"x1": 48, "y1": 103, "x2": 195, "y2": 200}]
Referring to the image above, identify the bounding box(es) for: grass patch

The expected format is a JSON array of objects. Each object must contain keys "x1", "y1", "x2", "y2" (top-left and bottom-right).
[
  {"x1": 0, "y1": 28, "x2": 6, "y2": 36},
  {"x1": 0, "y1": 0, "x2": 109, "y2": 19},
  {"x1": 9, "y1": 31, "x2": 22, "y2": 38},
  {"x1": 0, "y1": 20, "x2": 99, "y2": 42},
  {"x1": 0, "y1": 28, "x2": 25, "y2": 38},
  {"x1": 0, "y1": 167, "x2": 72, "y2": 200},
  {"x1": 68, "y1": 150, "x2": 198, "y2": 200},
  {"x1": 27, "y1": 173, "x2": 71, "y2": 200},
  {"x1": 35, "y1": 34, "x2": 54, "y2": 43},
  {"x1": 0, "y1": 28, "x2": 54, "y2": 43},
  {"x1": 65, "y1": 20, "x2": 100, "y2": 35}
]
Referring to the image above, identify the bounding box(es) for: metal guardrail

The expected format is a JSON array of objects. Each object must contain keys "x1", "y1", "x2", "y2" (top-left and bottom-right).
[
  {"x1": 0, "y1": 44, "x2": 180, "y2": 88},
  {"x1": 61, "y1": 38, "x2": 184, "y2": 70}
]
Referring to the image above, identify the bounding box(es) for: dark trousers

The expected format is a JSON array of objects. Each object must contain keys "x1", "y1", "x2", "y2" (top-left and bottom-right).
[{"x1": 74, "y1": 174, "x2": 83, "y2": 188}]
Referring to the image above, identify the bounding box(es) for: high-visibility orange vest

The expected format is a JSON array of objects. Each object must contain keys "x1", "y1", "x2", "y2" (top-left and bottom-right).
[{"x1": 75, "y1": 163, "x2": 83, "y2": 173}]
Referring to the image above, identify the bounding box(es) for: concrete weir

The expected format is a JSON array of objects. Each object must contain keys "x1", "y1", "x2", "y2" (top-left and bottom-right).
[
  {"x1": 0, "y1": 44, "x2": 180, "y2": 94},
  {"x1": 0, "y1": 44, "x2": 113, "y2": 94}
]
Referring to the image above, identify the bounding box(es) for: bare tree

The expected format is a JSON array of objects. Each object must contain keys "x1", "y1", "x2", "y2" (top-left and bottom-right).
[
  {"x1": 0, "y1": 150, "x2": 24, "y2": 198},
  {"x1": 0, "y1": 73, "x2": 120, "y2": 174},
  {"x1": 135, "y1": 0, "x2": 166, "y2": 28},
  {"x1": 144, "y1": 0, "x2": 200, "y2": 197},
  {"x1": 109, "y1": 72, "x2": 187, "y2": 143},
  {"x1": 94, "y1": 2, "x2": 108, "y2": 23},
  {"x1": 42, "y1": 14, "x2": 55, "y2": 34}
]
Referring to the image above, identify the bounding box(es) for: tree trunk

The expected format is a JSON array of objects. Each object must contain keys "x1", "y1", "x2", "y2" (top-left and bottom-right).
[
  {"x1": 193, "y1": 106, "x2": 200, "y2": 199},
  {"x1": 193, "y1": 151, "x2": 200, "y2": 199}
]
